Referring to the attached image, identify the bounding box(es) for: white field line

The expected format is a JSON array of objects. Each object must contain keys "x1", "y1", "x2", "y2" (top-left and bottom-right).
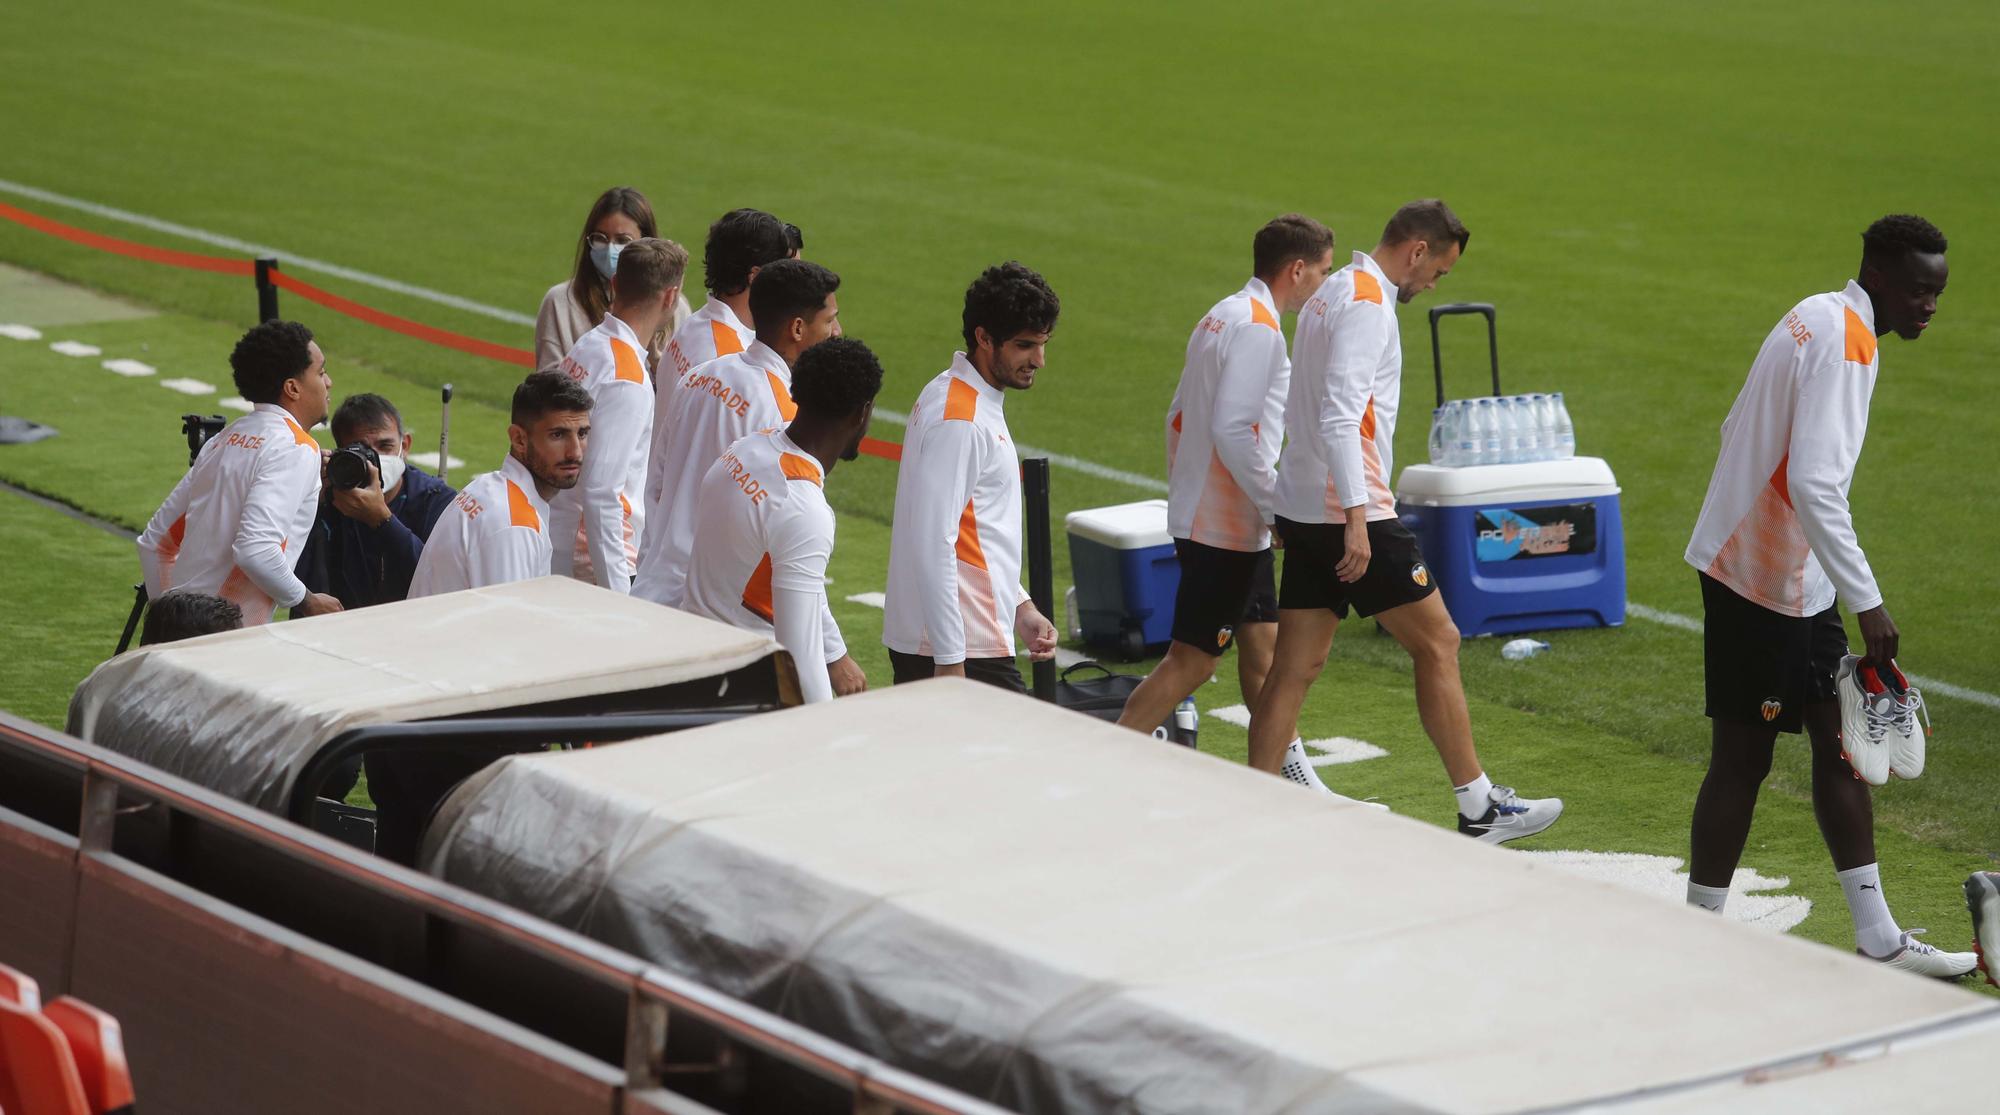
[
  {"x1": 1626, "y1": 603, "x2": 2000, "y2": 710},
  {"x1": 0, "y1": 177, "x2": 536, "y2": 327},
  {"x1": 11, "y1": 180, "x2": 1997, "y2": 710},
  {"x1": 1203, "y1": 703, "x2": 1387, "y2": 764}
]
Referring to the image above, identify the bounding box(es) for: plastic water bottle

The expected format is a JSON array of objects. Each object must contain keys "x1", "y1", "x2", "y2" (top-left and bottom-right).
[
  {"x1": 1172, "y1": 698, "x2": 1199, "y2": 747},
  {"x1": 1513, "y1": 395, "x2": 1543, "y2": 462},
  {"x1": 1501, "y1": 638, "x2": 1551, "y2": 660},
  {"x1": 1428, "y1": 406, "x2": 1448, "y2": 465},
  {"x1": 1552, "y1": 392, "x2": 1576, "y2": 459},
  {"x1": 1475, "y1": 398, "x2": 1502, "y2": 464},
  {"x1": 1531, "y1": 394, "x2": 1559, "y2": 460},
  {"x1": 1491, "y1": 396, "x2": 1515, "y2": 463},
  {"x1": 1456, "y1": 399, "x2": 1488, "y2": 465}
]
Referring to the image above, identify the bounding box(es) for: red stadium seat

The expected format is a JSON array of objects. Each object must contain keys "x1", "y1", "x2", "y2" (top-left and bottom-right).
[
  {"x1": 0, "y1": 998, "x2": 90, "y2": 1115},
  {"x1": 42, "y1": 998, "x2": 136, "y2": 1114},
  {"x1": 0, "y1": 963, "x2": 39, "y2": 1011}
]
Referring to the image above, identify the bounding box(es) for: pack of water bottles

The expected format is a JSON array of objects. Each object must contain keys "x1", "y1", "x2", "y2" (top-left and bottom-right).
[{"x1": 1427, "y1": 393, "x2": 1575, "y2": 467}]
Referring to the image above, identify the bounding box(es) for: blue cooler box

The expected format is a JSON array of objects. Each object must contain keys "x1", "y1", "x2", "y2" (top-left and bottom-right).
[
  {"x1": 1065, "y1": 499, "x2": 1179, "y2": 657},
  {"x1": 1394, "y1": 457, "x2": 1625, "y2": 636}
]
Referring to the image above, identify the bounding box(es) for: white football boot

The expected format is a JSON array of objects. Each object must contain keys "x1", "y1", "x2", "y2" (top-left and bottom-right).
[
  {"x1": 1966, "y1": 872, "x2": 2000, "y2": 989},
  {"x1": 1834, "y1": 655, "x2": 1897, "y2": 785},
  {"x1": 1864, "y1": 928, "x2": 1978, "y2": 980},
  {"x1": 1880, "y1": 662, "x2": 1930, "y2": 780}
]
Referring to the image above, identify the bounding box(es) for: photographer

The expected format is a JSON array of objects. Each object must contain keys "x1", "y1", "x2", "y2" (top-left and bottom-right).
[
  {"x1": 137, "y1": 320, "x2": 342, "y2": 624},
  {"x1": 299, "y1": 394, "x2": 456, "y2": 609}
]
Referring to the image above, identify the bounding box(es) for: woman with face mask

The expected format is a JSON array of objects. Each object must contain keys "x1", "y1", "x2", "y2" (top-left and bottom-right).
[{"x1": 534, "y1": 186, "x2": 691, "y2": 376}]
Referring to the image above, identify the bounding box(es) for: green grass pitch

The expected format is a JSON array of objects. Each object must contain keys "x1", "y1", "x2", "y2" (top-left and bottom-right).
[{"x1": 1, "y1": 0, "x2": 1995, "y2": 977}]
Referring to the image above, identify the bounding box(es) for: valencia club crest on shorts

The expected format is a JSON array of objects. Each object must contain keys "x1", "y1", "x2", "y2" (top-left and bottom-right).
[
  {"x1": 1411, "y1": 563, "x2": 1430, "y2": 588},
  {"x1": 1761, "y1": 698, "x2": 1783, "y2": 722},
  {"x1": 1216, "y1": 625, "x2": 1234, "y2": 650}
]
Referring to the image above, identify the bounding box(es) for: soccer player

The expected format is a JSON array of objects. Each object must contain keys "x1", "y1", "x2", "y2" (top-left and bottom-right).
[
  {"x1": 1246, "y1": 200, "x2": 1564, "y2": 842},
  {"x1": 1683, "y1": 215, "x2": 1974, "y2": 978},
  {"x1": 137, "y1": 320, "x2": 342, "y2": 624},
  {"x1": 547, "y1": 237, "x2": 686, "y2": 592},
  {"x1": 643, "y1": 209, "x2": 793, "y2": 523},
  {"x1": 633, "y1": 258, "x2": 865, "y2": 693},
  {"x1": 682, "y1": 338, "x2": 884, "y2": 704},
  {"x1": 410, "y1": 372, "x2": 592, "y2": 598},
  {"x1": 882, "y1": 262, "x2": 1062, "y2": 690},
  {"x1": 1117, "y1": 215, "x2": 1334, "y2": 735}
]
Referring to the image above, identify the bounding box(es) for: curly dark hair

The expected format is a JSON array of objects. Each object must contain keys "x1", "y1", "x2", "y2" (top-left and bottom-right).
[
  {"x1": 961, "y1": 262, "x2": 1060, "y2": 351},
  {"x1": 1862, "y1": 214, "x2": 1947, "y2": 265},
  {"x1": 141, "y1": 591, "x2": 243, "y2": 646},
  {"x1": 511, "y1": 370, "x2": 593, "y2": 428},
  {"x1": 229, "y1": 320, "x2": 317, "y2": 403},
  {"x1": 791, "y1": 337, "x2": 884, "y2": 418},
  {"x1": 747, "y1": 259, "x2": 840, "y2": 337},
  {"x1": 703, "y1": 208, "x2": 793, "y2": 296}
]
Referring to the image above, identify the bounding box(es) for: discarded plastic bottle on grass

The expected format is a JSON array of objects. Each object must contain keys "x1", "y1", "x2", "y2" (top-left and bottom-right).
[{"x1": 1501, "y1": 638, "x2": 1551, "y2": 661}]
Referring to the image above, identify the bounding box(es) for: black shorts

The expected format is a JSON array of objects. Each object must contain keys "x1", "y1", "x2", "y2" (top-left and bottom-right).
[
  {"x1": 1699, "y1": 572, "x2": 1846, "y2": 735},
  {"x1": 887, "y1": 649, "x2": 1027, "y2": 694},
  {"x1": 1169, "y1": 539, "x2": 1278, "y2": 656},
  {"x1": 1276, "y1": 516, "x2": 1436, "y2": 618}
]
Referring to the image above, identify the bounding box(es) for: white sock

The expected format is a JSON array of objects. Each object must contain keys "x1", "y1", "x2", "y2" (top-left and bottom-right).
[
  {"x1": 1282, "y1": 739, "x2": 1333, "y2": 795},
  {"x1": 1686, "y1": 881, "x2": 1730, "y2": 913},
  {"x1": 1838, "y1": 863, "x2": 1903, "y2": 957},
  {"x1": 1454, "y1": 773, "x2": 1494, "y2": 820}
]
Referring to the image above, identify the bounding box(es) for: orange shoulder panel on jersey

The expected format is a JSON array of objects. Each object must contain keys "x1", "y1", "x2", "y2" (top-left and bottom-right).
[
  {"x1": 741, "y1": 552, "x2": 775, "y2": 622},
  {"x1": 283, "y1": 418, "x2": 317, "y2": 448},
  {"x1": 1249, "y1": 298, "x2": 1280, "y2": 331},
  {"x1": 504, "y1": 480, "x2": 541, "y2": 530},
  {"x1": 766, "y1": 371, "x2": 798, "y2": 421},
  {"x1": 711, "y1": 319, "x2": 745, "y2": 358},
  {"x1": 779, "y1": 452, "x2": 823, "y2": 485},
  {"x1": 1352, "y1": 271, "x2": 1383, "y2": 305},
  {"x1": 943, "y1": 377, "x2": 980, "y2": 423},
  {"x1": 1843, "y1": 307, "x2": 1877, "y2": 365},
  {"x1": 955, "y1": 500, "x2": 988, "y2": 570},
  {"x1": 610, "y1": 338, "x2": 646, "y2": 384}
]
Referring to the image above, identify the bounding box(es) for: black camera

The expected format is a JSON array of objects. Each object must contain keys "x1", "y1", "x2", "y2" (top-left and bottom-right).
[
  {"x1": 326, "y1": 442, "x2": 382, "y2": 491},
  {"x1": 181, "y1": 414, "x2": 227, "y2": 467}
]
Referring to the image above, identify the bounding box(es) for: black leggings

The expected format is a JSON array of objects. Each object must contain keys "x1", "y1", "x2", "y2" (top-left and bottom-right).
[{"x1": 887, "y1": 649, "x2": 1026, "y2": 694}]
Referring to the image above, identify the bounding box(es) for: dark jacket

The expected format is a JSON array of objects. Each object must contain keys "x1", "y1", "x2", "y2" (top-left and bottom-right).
[{"x1": 299, "y1": 465, "x2": 456, "y2": 609}]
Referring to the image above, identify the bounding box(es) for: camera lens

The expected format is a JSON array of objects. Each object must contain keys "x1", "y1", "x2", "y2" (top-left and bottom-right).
[{"x1": 327, "y1": 445, "x2": 377, "y2": 490}]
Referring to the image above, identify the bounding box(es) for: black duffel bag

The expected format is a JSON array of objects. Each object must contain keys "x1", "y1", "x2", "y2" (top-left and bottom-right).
[{"x1": 1054, "y1": 660, "x2": 1197, "y2": 748}]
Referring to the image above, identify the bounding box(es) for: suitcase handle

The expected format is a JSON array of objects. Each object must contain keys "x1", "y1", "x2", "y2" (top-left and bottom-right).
[{"x1": 1428, "y1": 302, "x2": 1500, "y2": 409}]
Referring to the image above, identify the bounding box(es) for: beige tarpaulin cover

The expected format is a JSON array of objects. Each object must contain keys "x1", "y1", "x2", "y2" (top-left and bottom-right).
[
  {"x1": 1593, "y1": 1011, "x2": 2000, "y2": 1112},
  {"x1": 422, "y1": 679, "x2": 1995, "y2": 1114},
  {"x1": 67, "y1": 576, "x2": 777, "y2": 811}
]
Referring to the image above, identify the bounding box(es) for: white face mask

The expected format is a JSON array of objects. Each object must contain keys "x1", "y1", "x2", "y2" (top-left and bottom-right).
[
  {"x1": 377, "y1": 451, "x2": 406, "y2": 493},
  {"x1": 590, "y1": 242, "x2": 622, "y2": 280}
]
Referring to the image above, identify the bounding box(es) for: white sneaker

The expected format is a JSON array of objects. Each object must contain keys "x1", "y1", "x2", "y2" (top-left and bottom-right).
[
  {"x1": 1835, "y1": 656, "x2": 1926, "y2": 785},
  {"x1": 1456, "y1": 784, "x2": 1563, "y2": 844},
  {"x1": 1966, "y1": 872, "x2": 2000, "y2": 988},
  {"x1": 1279, "y1": 740, "x2": 1389, "y2": 810},
  {"x1": 1865, "y1": 929, "x2": 1978, "y2": 980}
]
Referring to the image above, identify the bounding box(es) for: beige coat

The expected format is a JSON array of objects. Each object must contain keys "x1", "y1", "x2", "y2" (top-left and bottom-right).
[{"x1": 534, "y1": 280, "x2": 691, "y2": 375}]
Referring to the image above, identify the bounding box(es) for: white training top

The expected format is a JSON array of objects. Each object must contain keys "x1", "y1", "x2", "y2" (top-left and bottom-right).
[
  {"x1": 644, "y1": 298, "x2": 753, "y2": 529},
  {"x1": 1165, "y1": 276, "x2": 1289, "y2": 551},
  {"x1": 533, "y1": 279, "x2": 686, "y2": 376},
  {"x1": 547, "y1": 313, "x2": 652, "y2": 593},
  {"x1": 409, "y1": 454, "x2": 552, "y2": 598},
  {"x1": 136, "y1": 403, "x2": 322, "y2": 625},
  {"x1": 1275, "y1": 251, "x2": 1403, "y2": 525},
  {"x1": 681, "y1": 429, "x2": 839, "y2": 704},
  {"x1": 633, "y1": 338, "x2": 796, "y2": 609},
  {"x1": 1685, "y1": 280, "x2": 1885, "y2": 617},
  {"x1": 883, "y1": 354, "x2": 1025, "y2": 664}
]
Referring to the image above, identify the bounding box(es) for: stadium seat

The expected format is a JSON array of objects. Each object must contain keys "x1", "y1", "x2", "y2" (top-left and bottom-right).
[
  {"x1": 0, "y1": 998, "x2": 90, "y2": 1115},
  {"x1": 42, "y1": 998, "x2": 136, "y2": 1114},
  {"x1": 0, "y1": 963, "x2": 39, "y2": 1011}
]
